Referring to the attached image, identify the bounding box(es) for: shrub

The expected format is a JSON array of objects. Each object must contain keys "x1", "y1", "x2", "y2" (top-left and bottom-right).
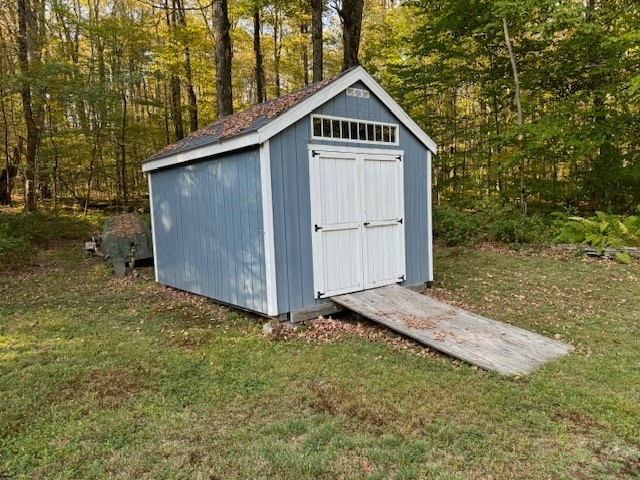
[
  {"x1": 432, "y1": 204, "x2": 479, "y2": 246},
  {"x1": 434, "y1": 196, "x2": 551, "y2": 246},
  {"x1": 488, "y1": 215, "x2": 548, "y2": 244},
  {"x1": 474, "y1": 196, "x2": 549, "y2": 244}
]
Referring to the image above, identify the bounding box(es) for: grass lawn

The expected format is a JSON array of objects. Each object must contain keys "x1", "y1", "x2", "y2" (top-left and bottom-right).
[{"x1": 1, "y1": 211, "x2": 639, "y2": 479}]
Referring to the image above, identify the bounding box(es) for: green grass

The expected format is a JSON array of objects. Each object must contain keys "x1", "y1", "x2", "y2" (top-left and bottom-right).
[{"x1": 1, "y1": 211, "x2": 639, "y2": 479}]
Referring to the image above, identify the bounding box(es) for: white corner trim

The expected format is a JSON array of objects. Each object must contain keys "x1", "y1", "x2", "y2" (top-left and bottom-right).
[
  {"x1": 142, "y1": 132, "x2": 260, "y2": 173},
  {"x1": 427, "y1": 150, "x2": 434, "y2": 282},
  {"x1": 147, "y1": 173, "x2": 160, "y2": 282},
  {"x1": 260, "y1": 141, "x2": 279, "y2": 316}
]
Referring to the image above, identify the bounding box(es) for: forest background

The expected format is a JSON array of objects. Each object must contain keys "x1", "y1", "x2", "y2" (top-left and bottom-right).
[{"x1": 1, "y1": 0, "x2": 639, "y2": 220}]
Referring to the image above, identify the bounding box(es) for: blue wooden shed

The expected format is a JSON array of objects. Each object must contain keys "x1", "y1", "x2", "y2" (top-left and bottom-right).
[{"x1": 142, "y1": 66, "x2": 437, "y2": 321}]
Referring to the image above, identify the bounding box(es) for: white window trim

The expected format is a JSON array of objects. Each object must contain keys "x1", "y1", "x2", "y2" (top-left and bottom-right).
[
  {"x1": 310, "y1": 114, "x2": 400, "y2": 146},
  {"x1": 308, "y1": 143, "x2": 404, "y2": 158}
]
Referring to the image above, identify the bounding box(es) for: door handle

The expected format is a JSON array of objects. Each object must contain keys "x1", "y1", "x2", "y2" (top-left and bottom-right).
[{"x1": 363, "y1": 222, "x2": 370, "y2": 226}]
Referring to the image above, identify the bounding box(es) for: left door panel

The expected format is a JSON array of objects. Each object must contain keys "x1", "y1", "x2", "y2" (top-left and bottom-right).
[{"x1": 309, "y1": 152, "x2": 364, "y2": 298}]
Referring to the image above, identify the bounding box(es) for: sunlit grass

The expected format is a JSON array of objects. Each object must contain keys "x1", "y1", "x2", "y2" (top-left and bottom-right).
[{"x1": 1, "y1": 210, "x2": 639, "y2": 479}]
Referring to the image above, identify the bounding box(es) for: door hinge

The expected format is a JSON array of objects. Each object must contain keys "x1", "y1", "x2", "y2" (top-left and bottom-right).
[
  {"x1": 396, "y1": 155, "x2": 402, "y2": 161},
  {"x1": 314, "y1": 224, "x2": 323, "y2": 232},
  {"x1": 317, "y1": 291, "x2": 325, "y2": 298},
  {"x1": 312, "y1": 150, "x2": 320, "y2": 157},
  {"x1": 398, "y1": 275, "x2": 405, "y2": 281},
  {"x1": 397, "y1": 218, "x2": 403, "y2": 224}
]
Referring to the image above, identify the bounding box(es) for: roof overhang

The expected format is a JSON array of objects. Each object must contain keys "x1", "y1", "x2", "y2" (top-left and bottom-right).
[
  {"x1": 142, "y1": 132, "x2": 260, "y2": 173},
  {"x1": 143, "y1": 66, "x2": 437, "y2": 173}
]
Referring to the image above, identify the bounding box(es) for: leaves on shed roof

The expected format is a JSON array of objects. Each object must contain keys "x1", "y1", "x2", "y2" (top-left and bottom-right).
[{"x1": 147, "y1": 73, "x2": 344, "y2": 162}]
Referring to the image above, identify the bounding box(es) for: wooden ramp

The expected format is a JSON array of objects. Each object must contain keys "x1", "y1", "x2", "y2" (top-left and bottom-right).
[{"x1": 332, "y1": 285, "x2": 573, "y2": 375}]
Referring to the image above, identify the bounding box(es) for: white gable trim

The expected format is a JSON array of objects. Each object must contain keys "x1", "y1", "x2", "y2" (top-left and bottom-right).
[
  {"x1": 143, "y1": 67, "x2": 436, "y2": 173},
  {"x1": 258, "y1": 66, "x2": 437, "y2": 153}
]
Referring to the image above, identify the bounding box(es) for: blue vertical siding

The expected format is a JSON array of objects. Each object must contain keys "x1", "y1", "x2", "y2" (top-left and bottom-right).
[
  {"x1": 270, "y1": 82, "x2": 432, "y2": 313},
  {"x1": 150, "y1": 149, "x2": 269, "y2": 314}
]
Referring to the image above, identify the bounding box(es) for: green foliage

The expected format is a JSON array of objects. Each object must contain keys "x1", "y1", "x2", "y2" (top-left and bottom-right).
[
  {"x1": 0, "y1": 210, "x2": 99, "y2": 269},
  {"x1": 0, "y1": 222, "x2": 33, "y2": 265},
  {"x1": 552, "y1": 212, "x2": 640, "y2": 250},
  {"x1": 373, "y1": 0, "x2": 640, "y2": 214},
  {"x1": 432, "y1": 204, "x2": 479, "y2": 246},
  {"x1": 434, "y1": 196, "x2": 549, "y2": 246}
]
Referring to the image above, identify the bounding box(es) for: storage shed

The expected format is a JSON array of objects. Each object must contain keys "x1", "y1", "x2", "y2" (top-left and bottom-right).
[{"x1": 143, "y1": 66, "x2": 437, "y2": 321}]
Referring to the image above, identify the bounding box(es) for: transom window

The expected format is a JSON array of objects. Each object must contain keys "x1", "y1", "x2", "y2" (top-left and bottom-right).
[{"x1": 311, "y1": 115, "x2": 399, "y2": 145}]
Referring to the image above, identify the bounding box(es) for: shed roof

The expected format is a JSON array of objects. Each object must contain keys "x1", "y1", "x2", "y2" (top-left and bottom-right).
[
  {"x1": 143, "y1": 66, "x2": 436, "y2": 173},
  {"x1": 146, "y1": 72, "x2": 344, "y2": 163}
]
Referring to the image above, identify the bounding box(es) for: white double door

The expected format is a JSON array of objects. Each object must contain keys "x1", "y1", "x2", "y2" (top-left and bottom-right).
[{"x1": 309, "y1": 147, "x2": 405, "y2": 298}]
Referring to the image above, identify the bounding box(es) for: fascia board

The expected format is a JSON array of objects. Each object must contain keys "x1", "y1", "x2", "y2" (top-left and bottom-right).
[{"x1": 142, "y1": 132, "x2": 260, "y2": 172}]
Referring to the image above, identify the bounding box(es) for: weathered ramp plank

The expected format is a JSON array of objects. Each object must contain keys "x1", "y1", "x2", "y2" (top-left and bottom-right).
[{"x1": 332, "y1": 285, "x2": 573, "y2": 375}]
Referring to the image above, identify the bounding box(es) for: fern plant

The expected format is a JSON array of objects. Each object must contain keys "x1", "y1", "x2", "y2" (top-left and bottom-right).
[{"x1": 553, "y1": 212, "x2": 640, "y2": 252}]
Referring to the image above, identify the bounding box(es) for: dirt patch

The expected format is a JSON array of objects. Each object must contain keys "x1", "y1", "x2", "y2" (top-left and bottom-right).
[{"x1": 54, "y1": 368, "x2": 151, "y2": 409}]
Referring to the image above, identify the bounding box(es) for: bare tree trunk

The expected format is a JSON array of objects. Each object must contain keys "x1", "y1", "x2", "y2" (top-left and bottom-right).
[
  {"x1": 17, "y1": 0, "x2": 44, "y2": 212},
  {"x1": 336, "y1": 0, "x2": 364, "y2": 71},
  {"x1": 253, "y1": 8, "x2": 266, "y2": 103},
  {"x1": 311, "y1": 0, "x2": 323, "y2": 82},
  {"x1": 165, "y1": 1, "x2": 184, "y2": 140},
  {"x1": 273, "y1": 8, "x2": 282, "y2": 97},
  {"x1": 46, "y1": 102, "x2": 60, "y2": 209},
  {"x1": 503, "y1": 17, "x2": 526, "y2": 216},
  {"x1": 212, "y1": 0, "x2": 233, "y2": 118},
  {"x1": 170, "y1": 75, "x2": 184, "y2": 140},
  {"x1": 120, "y1": 91, "x2": 127, "y2": 203},
  {"x1": 176, "y1": 0, "x2": 198, "y2": 132},
  {"x1": 0, "y1": 90, "x2": 14, "y2": 205},
  {"x1": 301, "y1": 22, "x2": 309, "y2": 86}
]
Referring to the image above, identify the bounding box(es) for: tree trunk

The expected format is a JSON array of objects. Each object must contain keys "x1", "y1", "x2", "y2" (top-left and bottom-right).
[
  {"x1": 184, "y1": 51, "x2": 198, "y2": 133},
  {"x1": 253, "y1": 8, "x2": 266, "y2": 103},
  {"x1": 0, "y1": 144, "x2": 20, "y2": 206},
  {"x1": 273, "y1": 8, "x2": 282, "y2": 97},
  {"x1": 176, "y1": 0, "x2": 198, "y2": 132},
  {"x1": 170, "y1": 75, "x2": 184, "y2": 140},
  {"x1": 503, "y1": 17, "x2": 526, "y2": 216},
  {"x1": 0, "y1": 91, "x2": 16, "y2": 205},
  {"x1": 17, "y1": 0, "x2": 44, "y2": 212},
  {"x1": 311, "y1": 0, "x2": 323, "y2": 82},
  {"x1": 120, "y1": 91, "x2": 127, "y2": 203},
  {"x1": 336, "y1": 0, "x2": 364, "y2": 71},
  {"x1": 301, "y1": 22, "x2": 309, "y2": 86},
  {"x1": 165, "y1": 0, "x2": 184, "y2": 140},
  {"x1": 212, "y1": 0, "x2": 233, "y2": 118}
]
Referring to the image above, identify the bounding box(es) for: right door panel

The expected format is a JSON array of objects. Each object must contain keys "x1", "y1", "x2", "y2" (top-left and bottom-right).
[{"x1": 361, "y1": 153, "x2": 405, "y2": 289}]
